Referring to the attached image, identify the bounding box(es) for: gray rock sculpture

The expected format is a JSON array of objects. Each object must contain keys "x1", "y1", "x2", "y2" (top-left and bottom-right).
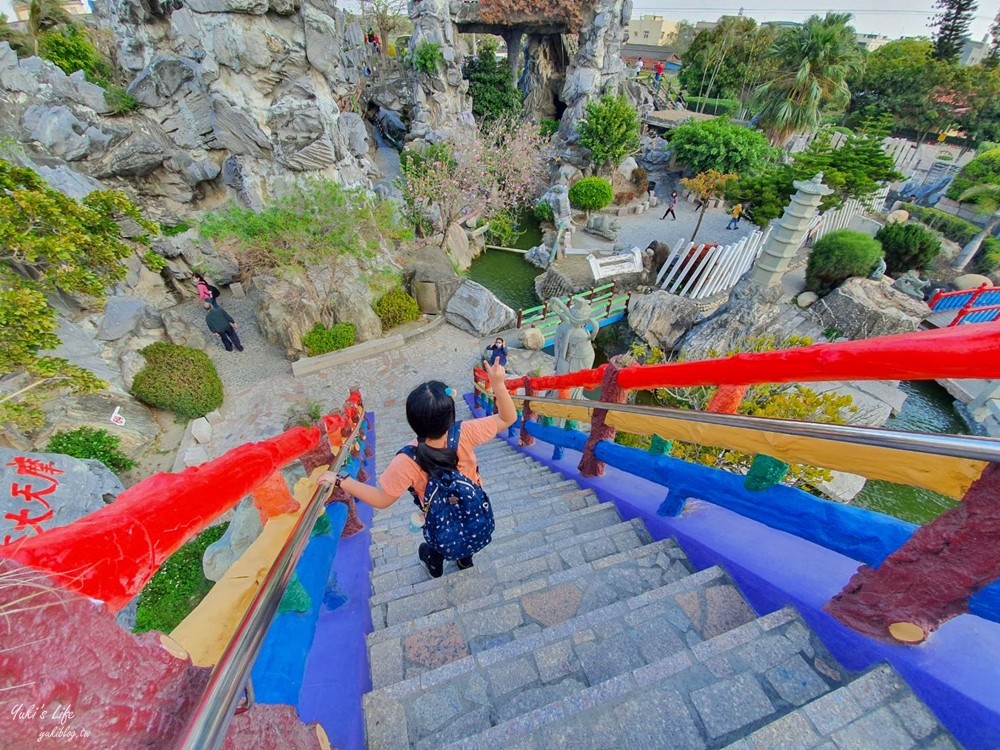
[
  {"x1": 0, "y1": 449, "x2": 125, "y2": 545},
  {"x1": 445, "y1": 280, "x2": 517, "y2": 336},
  {"x1": 628, "y1": 291, "x2": 702, "y2": 351},
  {"x1": 869, "y1": 257, "x2": 887, "y2": 281},
  {"x1": 203, "y1": 497, "x2": 263, "y2": 581},
  {"x1": 551, "y1": 296, "x2": 599, "y2": 376},
  {"x1": 542, "y1": 184, "x2": 573, "y2": 265},
  {"x1": 815, "y1": 277, "x2": 927, "y2": 340},
  {"x1": 892, "y1": 270, "x2": 931, "y2": 300}
]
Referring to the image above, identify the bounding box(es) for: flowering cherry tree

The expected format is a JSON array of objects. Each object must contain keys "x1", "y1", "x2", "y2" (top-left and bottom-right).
[{"x1": 400, "y1": 120, "x2": 548, "y2": 243}]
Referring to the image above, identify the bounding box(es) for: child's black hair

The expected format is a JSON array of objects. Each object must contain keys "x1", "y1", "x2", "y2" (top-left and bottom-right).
[{"x1": 405, "y1": 381, "x2": 458, "y2": 475}]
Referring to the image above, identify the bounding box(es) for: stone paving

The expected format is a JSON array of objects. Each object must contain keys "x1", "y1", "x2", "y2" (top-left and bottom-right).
[
  {"x1": 573, "y1": 173, "x2": 758, "y2": 256},
  {"x1": 173, "y1": 287, "x2": 292, "y2": 395}
]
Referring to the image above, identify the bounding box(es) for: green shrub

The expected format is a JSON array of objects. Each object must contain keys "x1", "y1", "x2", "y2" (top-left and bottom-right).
[
  {"x1": 568, "y1": 177, "x2": 614, "y2": 211},
  {"x1": 874, "y1": 222, "x2": 942, "y2": 275},
  {"x1": 576, "y1": 94, "x2": 641, "y2": 171},
  {"x1": 46, "y1": 427, "x2": 136, "y2": 474},
  {"x1": 134, "y1": 522, "x2": 228, "y2": 634},
  {"x1": 485, "y1": 211, "x2": 521, "y2": 247},
  {"x1": 414, "y1": 40, "x2": 444, "y2": 75},
  {"x1": 161, "y1": 221, "x2": 191, "y2": 237},
  {"x1": 131, "y1": 342, "x2": 224, "y2": 419},
  {"x1": 977, "y1": 141, "x2": 1000, "y2": 155},
  {"x1": 978, "y1": 236, "x2": 1000, "y2": 272},
  {"x1": 946, "y1": 149, "x2": 1000, "y2": 201},
  {"x1": 104, "y1": 85, "x2": 139, "y2": 115},
  {"x1": 464, "y1": 38, "x2": 521, "y2": 123},
  {"x1": 805, "y1": 230, "x2": 884, "y2": 296},
  {"x1": 303, "y1": 322, "x2": 357, "y2": 356},
  {"x1": 533, "y1": 200, "x2": 554, "y2": 223},
  {"x1": 683, "y1": 96, "x2": 741, "y2": 117},
  {"x1": 374, "y1": 287, "x2": 421, "y2": 330},
  {"x1": 540, "y1": 118, "x2": 560, "y2": 139},
  {"x1": 143, "y1": 250, "x2": 168, "y2": 272},
  {"x1": 899, "y1": 202, "x2": 979, "y2": 245},
  {"x1": 38, "y1": 25, "x2": 112, "y2": 83}
]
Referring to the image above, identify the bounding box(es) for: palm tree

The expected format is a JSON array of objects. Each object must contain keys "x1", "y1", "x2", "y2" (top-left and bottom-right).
[
  {"x1": 954, "y1": 183, "x2": 1000, "y2": 270},
  {"x1": 753, "y1": 13, "x2": 862, "y2": 146}
]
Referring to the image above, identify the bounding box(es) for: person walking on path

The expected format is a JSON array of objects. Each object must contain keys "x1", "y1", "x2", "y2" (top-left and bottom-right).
[
  {"x1": 320, "y1": 362, "x2": 517, "y2": 577},
  {"x1": 727, "y1": 202, "x2": 743, "y2": 230},
  {"x1": 661, "y1": 191, "x2": 679, "y2": 221},
  {"x1": 633, "y1": 58, "x2": 644, "y2": 78},
  {"x1": 194, "y1": 273, "x2": 220, "y2": 309},
  {"x1": 653, "y1": 61, "x2": 665, "y2": 91},
  {"x1": 484, "y1": 337, "x2": 507, "y2": 367},
  {"x1": 204, "y1": 302, "x2": 243, "y2": 352}
]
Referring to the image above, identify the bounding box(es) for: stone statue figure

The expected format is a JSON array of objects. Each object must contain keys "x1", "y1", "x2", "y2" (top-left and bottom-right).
[
  {"x1": 551, "y1": 296, "x2": 600, "y2": 377},
  {"x1": 869, "y1": 257, "x2": 887, "y2": 281},
  {"x1": 542, "y1": 184, "x2": 572, "y2": 265},
  {"x1": 892, "y1": 270, "x2": 931, "y2": 300}
]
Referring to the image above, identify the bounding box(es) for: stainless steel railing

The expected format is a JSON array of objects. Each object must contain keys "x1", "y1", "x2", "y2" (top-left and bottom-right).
[
  {"x1": 172, "y1": 416, "x2": 365, "y2": 750},
  {"x1": 489, "y1": 388, "x2": 1000, "y2": 463}
]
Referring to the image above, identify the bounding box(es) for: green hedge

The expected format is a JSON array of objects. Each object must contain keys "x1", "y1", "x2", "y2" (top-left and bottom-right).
[
  {"x1": 134, "y1": 522, "x2": 228, "y2": 634},
  {"x1": 131, "y1": 342, "x2": 224, "y2": 419},
  {"x1": 946, "y1": 149, "x2": 1000, "y2": 201},
  {"x1": 683, "y1": 97, "x2": 741, "y2": 117},
  {"x1": 899, "y1": 203, "x2": 979, "y2": 246},
  {"x1": 979, "y1": 237, "x2": 1000, "y2": 273},
  {"x1": 569, "y1": 177, "x2": 614, "y2": 211},
  {"x1": 374, "y1": 287, "x2": 421, "y2": 330},
  {"x1": 805, "y1": 230, "x2": 884, "y2": 297},
  {"x1": 46, "y1": 427, "x2": 136, "y2": 474},
  {"x1": 303, "y1": 322, "x2": 356, "y2": 357},
  {"x1": 874, "y1": 222, "x2": 942, "y2": 275}
]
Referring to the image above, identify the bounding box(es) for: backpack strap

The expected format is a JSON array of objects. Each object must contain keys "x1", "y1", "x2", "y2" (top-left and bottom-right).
[{"x1": 397, "y1": 422, "x2": 463, "y2": 511}]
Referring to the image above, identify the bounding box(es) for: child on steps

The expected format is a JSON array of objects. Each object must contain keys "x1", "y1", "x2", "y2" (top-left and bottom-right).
[{"x1": 320, "y1": 361, "x2": 517, "y2": 577}]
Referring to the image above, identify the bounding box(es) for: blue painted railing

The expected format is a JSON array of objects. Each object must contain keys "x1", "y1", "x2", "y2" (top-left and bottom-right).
[{"x1": 515, "y1": 417, "x2": 1000, "y2": 625}]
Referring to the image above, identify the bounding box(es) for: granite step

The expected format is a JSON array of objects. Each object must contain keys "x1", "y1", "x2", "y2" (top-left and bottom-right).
[
  {"x1": 723, "y1": 664, "x2": 960, "y2": 750},
  {"x1": 365, "y1": 567, "x2": 756, "y2": 738},
  {"x1": 437, "y1": 607, "x2": 852, "y2": 750},
  {"x1": 368, "y1": 536, "x2": 692, "y2": 646},
  {"x1": 369, "y1": 494, "x2": 622, "y2": 577},
  {"x1": 372, "y1": 496, "x2": 622, "y2": 588},
  {"x1": 370, "y1": 517, "x2": 651, "y2": 606}
]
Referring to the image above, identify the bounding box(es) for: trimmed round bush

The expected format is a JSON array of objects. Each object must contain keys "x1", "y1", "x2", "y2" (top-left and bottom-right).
[
  {"x1": 131, "y1": 342, "x2": 224, "y2": 419},
  {"x1": 568, "y1": 177, "x2": 614, "y2": 211},
  {"x1": 303, "y1": 322, "x2": 357, "y2": 357},
  {"x1": 374, "y1": 287, "x2": 421, "y2": 330},
  {"x1": 805, "y1": 230, "x2": 884, "y2": 297},
  {"x1": 46, "y1": 427, "x2": 136, "y2": 474},
  {"x1": 874, "y1": 222, "x2": 942, "y2": 275}
]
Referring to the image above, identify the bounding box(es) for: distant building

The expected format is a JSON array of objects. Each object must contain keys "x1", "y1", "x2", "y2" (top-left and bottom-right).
[
  {"x1": 760, "y1": 20, "x2": 800, "y2": 30},
  {"x1": 626, "y1": 14, "x2": 679, "y2": 46},
  {"x1": 959, "y1": 35, "x2": 990, "y2": 66},
  {"x1": 12, "y1": 0, "x2": 88, "y2": 21},
  {"x1": 694, "y1": 20, "x2": 718, "y2": 33},
  {"x1": 856, "y1": 33, "x2": 891, "y2": 52}
]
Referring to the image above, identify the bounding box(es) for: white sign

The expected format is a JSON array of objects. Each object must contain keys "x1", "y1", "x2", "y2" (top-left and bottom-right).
[{"x1": 110, "y1": 406, "x2": 126, "y2": 427}]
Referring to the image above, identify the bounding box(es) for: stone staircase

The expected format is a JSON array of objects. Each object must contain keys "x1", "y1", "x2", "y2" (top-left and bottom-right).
[{"x1": 365, "y1": 418, "x2": 958, "y2": 749}]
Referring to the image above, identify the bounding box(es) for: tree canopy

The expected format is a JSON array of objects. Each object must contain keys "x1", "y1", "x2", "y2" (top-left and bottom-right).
[
  {"x1": 678, "y1": 17, "x2": 778, "y2": 104},
  {"x1": 0, "y1": 159, "x2": 155, "y2": 429},
  {"x1": 576, "y1": 94, "x2": 641, "y2": 172},
  {"x1": 932, "y1": 0, "x2": 979, "y2": 62},
  {"x1": 753, "y1": 13, "x2": 862, "y2": 145},
  {"x1": 669, "y1": 117, "x2": 774, "y2": 176},
  {"x1": 464, "y1": 38, "x2": 522, "y2": 124}
]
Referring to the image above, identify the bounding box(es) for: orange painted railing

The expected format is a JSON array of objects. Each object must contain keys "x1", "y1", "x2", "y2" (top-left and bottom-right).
[{"x1": 0, "y1": 391, "x2": 367, "y2": 612}]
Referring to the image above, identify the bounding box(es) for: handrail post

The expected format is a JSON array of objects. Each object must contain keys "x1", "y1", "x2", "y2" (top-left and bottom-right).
[
  {"x1": 516, "y1": 308, "x2": 523, "y2": 328},
  {"x1": 519, "y1": 378, "x2": 536, "y2": 447},
  {"x1": 579, "y1": 359, "x2": 627, "y2": 477}
]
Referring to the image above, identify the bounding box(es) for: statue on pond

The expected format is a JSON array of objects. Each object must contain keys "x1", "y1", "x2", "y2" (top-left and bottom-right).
[{"x1": 552, "y1": 296, "x2": 600, "y2": 377}]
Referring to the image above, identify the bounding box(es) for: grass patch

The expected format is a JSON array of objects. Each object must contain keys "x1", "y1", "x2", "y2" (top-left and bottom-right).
[{"x1": 134, "y1": 522, "x2": 229, "y2": 634}]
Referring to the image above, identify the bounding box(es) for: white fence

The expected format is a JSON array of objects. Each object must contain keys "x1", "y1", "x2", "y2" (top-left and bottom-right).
[
  {"x1": 588, "y1": 248, "x2": 644, "y2": 280},
  {"x1": 807, "y1": 184, "x2": 890, "y2": 246},
  {"x1": 654, "y1": 226, "x2": 772, "y2": 299}
]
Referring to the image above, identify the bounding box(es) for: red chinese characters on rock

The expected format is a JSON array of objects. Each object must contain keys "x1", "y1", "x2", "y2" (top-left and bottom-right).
[{"x1": 4, "y1": 456, "x2": 62, "y2": 545}]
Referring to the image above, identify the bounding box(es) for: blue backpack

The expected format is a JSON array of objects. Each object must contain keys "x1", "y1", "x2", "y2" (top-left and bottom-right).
[{"x1": 398, "y1": 422, "x2": 495, "y2": 560}]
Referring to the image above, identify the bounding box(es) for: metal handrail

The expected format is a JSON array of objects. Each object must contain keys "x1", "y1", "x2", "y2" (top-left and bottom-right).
[
  {"x1": 492, "y1": 389, "x2": 1000, "y2": 464},
  {"x1": 172, "y1": 416, "x2": 366, "y2": 750}
]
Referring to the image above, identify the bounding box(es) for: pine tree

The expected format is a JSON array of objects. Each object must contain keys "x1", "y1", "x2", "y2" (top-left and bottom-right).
[
  {"x1": 988, "y1": 10, "x2": 1000, "y2": 66},
  {"x1": 931, "y1": 0, "x2": 979, "y2": 62}
]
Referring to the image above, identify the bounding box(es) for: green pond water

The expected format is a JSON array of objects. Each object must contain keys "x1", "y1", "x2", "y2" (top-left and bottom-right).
[
  {"x1": 852, "y1": 380, "x2": 964, "y2": 525},
  {"x1": 468, "y1": 235, "x2": 967, "y2": 526},
  {"x1": 466, "y1": 214, "x2": 544, "y2": 312}
]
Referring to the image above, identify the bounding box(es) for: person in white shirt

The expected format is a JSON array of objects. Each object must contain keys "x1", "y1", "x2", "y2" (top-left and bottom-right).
[{"x1": 634, "y1": 59, "x2": 644, "y2": 78}]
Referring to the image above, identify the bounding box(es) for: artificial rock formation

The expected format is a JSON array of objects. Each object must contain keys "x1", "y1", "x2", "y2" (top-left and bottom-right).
[
  {"x1": 811, "y1": 277, "x2": 927, "y2": 341},
  {"x1": 628, "y1": 290, "x2": 702, "y2": 351},
  {"x1": 445, "y1": 280, "x2": 517, "y2": 336}
]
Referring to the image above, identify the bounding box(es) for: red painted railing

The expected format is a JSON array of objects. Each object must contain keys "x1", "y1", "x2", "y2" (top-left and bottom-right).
[
  {"x1": 0, "y1": 391, "x2": 366, "y2": 612},
  {"x1": 479, "y1": 323, "x2": 1000, "y2": 641},
  {"x1": 930, "y1": 284, "x2": 1000, "y2": 326}
]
